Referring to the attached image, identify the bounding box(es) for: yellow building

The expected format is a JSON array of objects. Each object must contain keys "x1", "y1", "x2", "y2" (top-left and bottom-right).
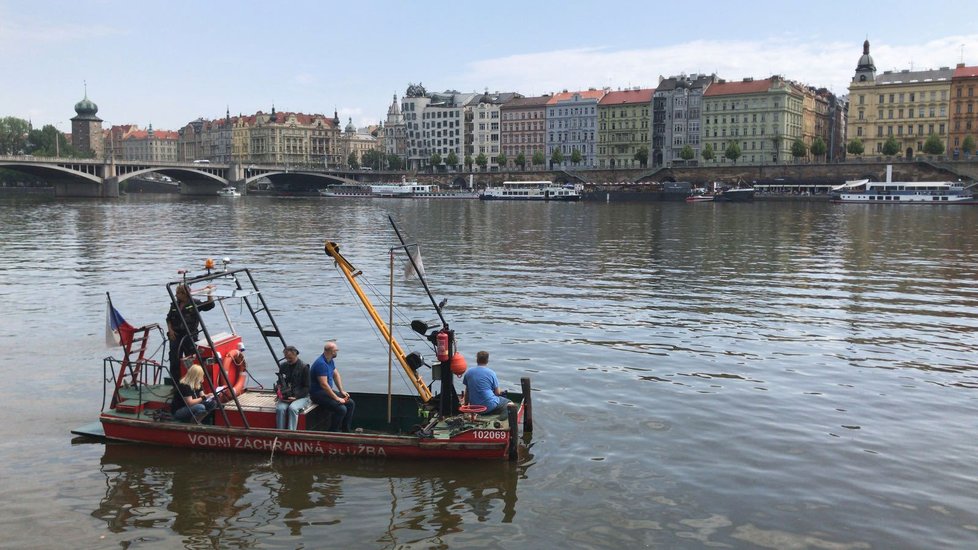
[{"x1": 847, "y1": 40, "x2": 952, "y2": 158}]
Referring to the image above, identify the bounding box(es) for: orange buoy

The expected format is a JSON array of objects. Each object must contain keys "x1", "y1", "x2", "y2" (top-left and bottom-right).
[
  {"x1": 450, "y1": 352, "x2": 467, "y2": 376},
  {"x1": 219, "y1": 349, "x2": 248, "y2": 401}
]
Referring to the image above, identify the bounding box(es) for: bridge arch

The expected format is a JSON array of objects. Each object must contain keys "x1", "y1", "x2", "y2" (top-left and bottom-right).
[{"x1": 0, "y1": 160, "x2": 102, "y2": 184}]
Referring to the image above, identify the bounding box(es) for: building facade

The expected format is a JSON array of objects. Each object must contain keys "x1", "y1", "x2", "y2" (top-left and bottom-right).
[
  {"x1": 177, "y1": 108, "x2": 342, "y2": 167},
  {"x1": 950, "y1": 63, "x2": 978, "y2": 158},
  {"x1": 846, "y1": 40, "x2": 953, "y2": 159},
  {"x1": 121, "y1": 125, "x2": 179, "y2": 162},
  {"x1": 597, "y1": 88, "x2": 654, "y2": 169},
  {"x1": 546, "y1": 89, "x2": 606, "y2": 169},
  {"x1": 702, "y1": 76, "x2": 804, "y2": 165},
  {"x1": 384, "y1": 94, "x2": 407, "y2": 161},
  {"x1": 500, "y1": 95, "x2": 550, "y2": 170},
  {"x1": 651, "y1": 74, "x2": 713, "y2": 168},
  {"x1": 469, "y1": 92, "x2": 519, "y2": 171}
]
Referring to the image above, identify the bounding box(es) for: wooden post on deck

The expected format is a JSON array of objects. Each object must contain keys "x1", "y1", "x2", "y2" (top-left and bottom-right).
[{"x1": 520, "y1": 377, "x2": 533, "y2": 433}]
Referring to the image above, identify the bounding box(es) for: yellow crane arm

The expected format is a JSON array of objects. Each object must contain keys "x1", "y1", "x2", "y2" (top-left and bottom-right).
[{"x1": 324, "y1": 241, "x2": 433, "y2": 402}]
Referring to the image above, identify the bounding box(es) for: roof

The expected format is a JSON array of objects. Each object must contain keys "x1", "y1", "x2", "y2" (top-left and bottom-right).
[
  {"x1": 599, "y1": 88, "x2": 655, "y2": 105},
  {"x1": 500, "y1": 95, "x2": 552, "y2": 109},
  {"x1": 953, "y1": 65, "x2": 978, "y2": 79},
  {"x1": 704, "y1": 78, "x2": 774, "y2": 97},
  {"x1": 876, "y1": 67, "x2": 953, "y2": 85},
  {"x1": 547, "y1": 89, "x2": 607, "y2": 105}
]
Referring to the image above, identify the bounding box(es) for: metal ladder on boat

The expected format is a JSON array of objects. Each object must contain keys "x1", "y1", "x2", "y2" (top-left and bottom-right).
[{"x1": 111, "y1": 323, "x2": 164, "y2": 408}]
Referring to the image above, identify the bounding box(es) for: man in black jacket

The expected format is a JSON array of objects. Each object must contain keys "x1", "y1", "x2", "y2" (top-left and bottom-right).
[{"x1": 275, "y1": 345, "x2": 310, "y2": 430}]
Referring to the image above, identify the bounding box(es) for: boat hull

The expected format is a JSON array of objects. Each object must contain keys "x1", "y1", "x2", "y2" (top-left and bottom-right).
[
  {"x1": 714, "y1": 189, "x2": 755, "y2": 202},
  {"x1": 831, "y1": 195, "x2": 978, "y2": 204},
  {"x1": 479, "y1": 195, "x2": 580, "y2": 201},
  {"x1": 98, "y1": 415, "x2": 514, "y2": 459},
  {"x1": 88, "y1": 388, "x2": 524, "y2": 460}
]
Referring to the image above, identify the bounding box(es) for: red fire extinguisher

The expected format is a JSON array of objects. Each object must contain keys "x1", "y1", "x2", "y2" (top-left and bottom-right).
[{"x1": 436, "y1": 329, "x2": 450, "y2": 362}]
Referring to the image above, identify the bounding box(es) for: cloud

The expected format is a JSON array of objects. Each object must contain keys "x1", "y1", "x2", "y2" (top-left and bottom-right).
[{"x1": 453, "y1": 34, "x2": 978, "y2": 97}]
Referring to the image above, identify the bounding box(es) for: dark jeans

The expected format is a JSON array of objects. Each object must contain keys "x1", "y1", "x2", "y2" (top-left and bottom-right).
[
  {"x1": 168, "y1": 336, "x2": 195, "y2": 385},
  {"x1": 314, "y1": 396, "x2": 356, "y2": 432}
]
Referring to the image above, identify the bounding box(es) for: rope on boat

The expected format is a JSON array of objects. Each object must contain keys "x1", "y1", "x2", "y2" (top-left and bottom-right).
[{"x1": 266, "y1": 436, "x2": 279, "y2": 466}]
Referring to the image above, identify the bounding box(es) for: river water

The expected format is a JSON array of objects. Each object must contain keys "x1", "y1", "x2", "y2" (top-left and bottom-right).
[{"x1": 1, "y1": 194, "x2": 977, "y2": 548}]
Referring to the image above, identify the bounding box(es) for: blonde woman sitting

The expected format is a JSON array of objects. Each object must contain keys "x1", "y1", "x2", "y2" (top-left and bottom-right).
[{"x1": 171, "y1": 364, "x2": 214, "y2": 423}]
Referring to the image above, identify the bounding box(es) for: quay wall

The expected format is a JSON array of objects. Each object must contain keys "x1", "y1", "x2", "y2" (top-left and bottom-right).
[{"x1": 410, "y1": 160, "x2": 978, "y2": 188}]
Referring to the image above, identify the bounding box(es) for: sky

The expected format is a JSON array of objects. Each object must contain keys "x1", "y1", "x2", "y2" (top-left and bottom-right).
[{"x1": 3, "y1": 0, "x2": 977, "y2": 133}]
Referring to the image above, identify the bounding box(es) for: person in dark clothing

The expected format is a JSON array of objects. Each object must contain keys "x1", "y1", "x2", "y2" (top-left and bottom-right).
[
  {"x1": 166, "y1": 284, "x2": 215, "y2": 385},
  {"x1": 275, "y1": 345, "x2": 311, "y2": 430}
]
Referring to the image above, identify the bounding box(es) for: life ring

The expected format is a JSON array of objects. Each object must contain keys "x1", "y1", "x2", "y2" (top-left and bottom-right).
[{"x1": 219, "y1": 349, "x2": 248, "y2": 402}]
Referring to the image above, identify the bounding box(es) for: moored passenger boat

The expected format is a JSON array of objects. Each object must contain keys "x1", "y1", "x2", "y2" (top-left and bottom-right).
[
  {"x1": 830, "y1": 165, "x2": 977, "y2": 204},
  {"x1": 480, "y1": 181, "x2": 581, "y2": 201},
  {"x1": 73, "y1": 221, "x2": 531, "y2": 460}
]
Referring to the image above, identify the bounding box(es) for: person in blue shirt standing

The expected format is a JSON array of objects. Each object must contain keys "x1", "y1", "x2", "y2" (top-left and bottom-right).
[
  {"x1": 309, "y1": 341, "x2": 355, "y2": 432},
  {"x1": 462, "y1": 350, "x2": 514, "y2": 414}
]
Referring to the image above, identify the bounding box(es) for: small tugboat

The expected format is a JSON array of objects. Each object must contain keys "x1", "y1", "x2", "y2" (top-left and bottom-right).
[
  {"x1": 73, "y1": 219, "x2": 531, "y2": 460},
  {"x1": 685, "y1": 188, "x2": 715, "y2": 203},
  {"x1": 216, "y1": 186, "x2": 241, "y2": 197},
  {"x1": 714, "y1": 187, "x2": 755, "y2": 202}
]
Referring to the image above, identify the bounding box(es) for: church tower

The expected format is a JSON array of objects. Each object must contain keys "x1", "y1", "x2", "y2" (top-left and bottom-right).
[
  {"x1": 853, "y1": 39, "x2": 877, "y2": 84},
  {"x1": 71, "y1": 86, "x2": 104, "y2": 158},
  {"x1": 384, "y1": 93, "x2": 406, "y2": 158}
]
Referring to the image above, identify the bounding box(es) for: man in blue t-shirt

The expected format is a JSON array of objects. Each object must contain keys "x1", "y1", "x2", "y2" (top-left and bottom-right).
[
  {"x1": 462, "y1": 350, "x2": 514, "y2": 414},
  {"x1": 309, "y1": 341, "x2": 355, "y2": 432}
]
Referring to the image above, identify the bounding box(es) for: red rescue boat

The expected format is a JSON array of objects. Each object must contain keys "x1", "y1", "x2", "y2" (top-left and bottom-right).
[{"x1": 74, "y1": 219, "x2": 533, "y2": 460}]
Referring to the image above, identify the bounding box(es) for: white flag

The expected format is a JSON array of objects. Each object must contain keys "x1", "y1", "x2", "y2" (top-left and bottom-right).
[{"x1": 404, "y1": 245, "x2": 425, "y2": 281}]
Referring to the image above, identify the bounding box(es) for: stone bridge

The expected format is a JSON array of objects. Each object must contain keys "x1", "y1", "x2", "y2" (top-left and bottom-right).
[{"x1": 0, "y1": 156, "x2": 373, "y2": 197}]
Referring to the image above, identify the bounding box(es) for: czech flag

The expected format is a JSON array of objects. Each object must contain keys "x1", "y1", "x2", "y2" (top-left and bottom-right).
[{"x1": 105, "y1": 294, "x2": 135, "y2": 348}]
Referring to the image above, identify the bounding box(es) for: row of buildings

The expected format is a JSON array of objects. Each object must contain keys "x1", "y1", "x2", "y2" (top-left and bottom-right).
[{"x1": 70, "y1": 41, "x2": 978, "y2": 171}]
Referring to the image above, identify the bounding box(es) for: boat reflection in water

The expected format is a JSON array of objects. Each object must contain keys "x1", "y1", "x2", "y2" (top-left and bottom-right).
[{"x1": 89, "y1": 441, "x2": 530, "y2": 545}]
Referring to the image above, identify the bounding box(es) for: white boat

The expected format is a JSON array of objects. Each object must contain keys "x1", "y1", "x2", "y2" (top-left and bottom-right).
[
  {"x1": 319, "y1": 185, "x2": 372, "y2": 197},
  {"x1": 217, "y1": 187, "x2": 241, "y2": 197},
  {"x1": 480, "y1": 181, "x2": 582, "y2": 201},
  {"x1": 319, "y1": 181, "x2": 477, "y2": 199},
  {"x1": 831, "y1": 166, "x2": 976, "y2": 205}
]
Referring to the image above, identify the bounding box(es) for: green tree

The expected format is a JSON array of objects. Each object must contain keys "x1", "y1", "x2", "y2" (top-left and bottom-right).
[
  {"x1": 347, "y1": 152, "x2": 359, "y2": 169},
  {"x1": 679, "y1": 145, "x2": 695, "y2": 163},
  {"x1": 882, "y1": 136, "x2": 900, "y2": 157},
  {"x1": 724, "y1": 142, "x2": 742, "y2": 164},
  {"x1": 496, "y1": 152, "x2": 507, "y2": 169},
  {"x1": 551, "y1": 148, "x2": 564, "y2": 167},
  {"x1": 446, "y1": 151, "x2": 459, "y2": 170},
  {"x1": 464, "y1": 154, "x2": 474, "y2": 171},
  {"x1": 847, "y1": 138, "x2": 864, "y2": 157},
  {"x1": 962, "y1": 135, "x2": 976, "y2": 155},
  {"x1": 430, "y1": 152, "x2": 442, "y2": 172},
  {"x1": 515, "y1": 152, "x2": 526, "y2": 170},
  {"x1": 923, "y1": 134, "x2": 945, "y2": 155},
  {"x1": 701, "y1": 143, "x2": 715, "y2": 161},
  {"x1": 386, "y1": 153, "x2": 402, "y2": 170},
  {"x1": 791, "y1": 138, "x2": 808, "y2": 161},
  {"x1": 634, "y1": 145, "x2": 649, "y2": 167},
  {"x1": 810, "y1": 136, "x2": 827, "y2": 160},
  {"x1": 475, "y1": 152, "x2": 488, "y2": 171},
  {"x1": 0, "y1": 117, "x2": 31, "y2": 155},
  {"x1": 532, "y1": 150, "x2": 545, "y2": 168},
  {"x1": 570, "y1": 149, "x2": 582, "y2": 166},
  {"x1": 361, "y1": 149, "x2": 383, "y2": 170}
]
